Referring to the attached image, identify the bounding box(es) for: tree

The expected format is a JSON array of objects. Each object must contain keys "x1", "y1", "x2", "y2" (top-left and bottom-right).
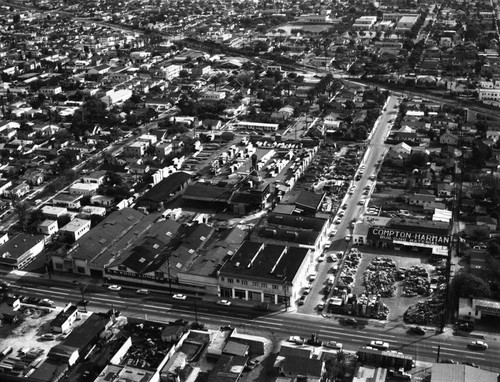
[
  {"x1": 14, "y1": 202, "x2": 31, "y2": 232},
  {"x1": 451, "y1": 273, "x2": 491, "y2": 299}
]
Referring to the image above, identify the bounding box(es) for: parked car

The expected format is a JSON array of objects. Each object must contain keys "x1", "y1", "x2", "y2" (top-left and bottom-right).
[
  {"x1": 172, "y1": 294, "x2": 187, "y2": 300},
  {"x1": 108, "y1": 285, "x2": 122, "y2": 291},
  {"x1": 303, "y1": 286, "x2": 311, "y2": 295},
  {"x1": 298, "y1": 295, "x2": 306, "y2": 306},
  {"x1": 136, "y1": 289, "x2": 150, "y2": 295},
  {"x1": 288, "y1": 336, "x2": 305, "y2": 345},
  {"x1": 40, "y1": 333, "x2": 55, "y2": 341},
  {"x1": 370, "y1": 340, "x2": 389, "y2": 350},
  {"x1": 309, "y1": 273, "x2": 317, "y2": 282},
  {"x1": 217, "y1": 299, "x2": 232, "y2": 306},
  {"x1": 318, "y1": 253, "x2": 326, "y2": 262},
  {"x1": 468, "y1": 341, "x2": 488, "y2": 350},
  {"x1": 323, "y1": 341, "x2": 343, "y2": 350}
]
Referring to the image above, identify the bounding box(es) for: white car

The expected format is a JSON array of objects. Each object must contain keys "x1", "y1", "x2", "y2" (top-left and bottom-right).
[
  {"x1": 370, "y1": 340, "x2": 389, "y2": 350},
  {"x1": 217, "y1": 299, "x2": 232, "y2": 306},
  {"x1": 309, "y1": 273, "x2": 317, "y2": 282},
  {"x1": 288, "y1": 336, "x2": 305, "y2": 345},
  {"x1": 172, "y1": 294, "x2": 187, "y2": 300},
  {"x1": 323, "y1": 341, "x2": 343, "y2": 350},
  {"x1": 108, "y1": 285, "x2": 122, "y2": 291},
  {"x1": 136, "y1": 289, "x2": 150, "y2": 295},
  {"x1": 318, "y1": 253, "x2": 326, "y2": 262},
  {"x1": 329, "y1": 230, "x2": 338, "y2": 237}
]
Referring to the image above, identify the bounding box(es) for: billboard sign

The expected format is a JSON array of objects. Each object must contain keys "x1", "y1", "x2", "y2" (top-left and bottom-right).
[{"x1": 369, "y1": 228, "x2": 450, "y2": 246}]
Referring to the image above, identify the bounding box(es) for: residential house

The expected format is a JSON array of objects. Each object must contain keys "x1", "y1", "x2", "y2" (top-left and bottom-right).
[
  {"x1": 439, "y1": 130, "x2": 459, "y2": 146},
  {"x1": 394, "y1": 126, "x2": 418, "y2": 143},
  {"x1": 408, "y1": 193, "x2": 436, "y2": 210},
  {"x1": 52, "y1": 193, "x2": 83, "y2": 209}
]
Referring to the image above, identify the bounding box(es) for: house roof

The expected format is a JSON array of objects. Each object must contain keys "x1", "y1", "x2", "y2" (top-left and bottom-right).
[
  {"x1": 138, "y1": 171, "x2": 191, "y2": 204},
  {"x1": 430, "y1": 364, "x2": 498, "y2": 382},
  {"x1": 183, "y1": 183, "x2": 233, "y2": 203},
  {"x1": 281, "y1": 355, "x2": 323, "y2": 378}
]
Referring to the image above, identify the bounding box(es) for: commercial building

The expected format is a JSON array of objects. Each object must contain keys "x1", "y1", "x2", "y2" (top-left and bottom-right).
[
  {"x1": 60, "y1": 218, "x2": 91, "y2": 242},
  {"x1": 0, "y1": 233, "x2": 45, "y2": 269},
  {"x1": 251, "y1": 212, "x2": 329, "y2": 252},
  {"x1": 69, "y1": 182, "x2": 99, "y2": 196},
  {"x1": 218, "y1": 240, "x2": 311, "y2": 305},
  {"x1": 430, "y1": 363, "x2": 498, "y2": 382},
  {"x1": 458, "y1": 298, "x2": 500, "y2": 321},
  {"x1": 354, "y1": 217, "x2": 450, "y2": 256},
  {"x1": 352, "y1": 16, "x2": 377, "y2": 30}
]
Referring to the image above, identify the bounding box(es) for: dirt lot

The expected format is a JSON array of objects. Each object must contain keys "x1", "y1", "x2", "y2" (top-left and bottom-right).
[{"x1": 352, "y1": 247, "x2": 437, "y2": 322}]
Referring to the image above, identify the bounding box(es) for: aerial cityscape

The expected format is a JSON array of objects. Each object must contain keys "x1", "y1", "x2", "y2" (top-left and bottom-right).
[{"x1": 0, "y1": 0, "x2": 499, "y2": 381}]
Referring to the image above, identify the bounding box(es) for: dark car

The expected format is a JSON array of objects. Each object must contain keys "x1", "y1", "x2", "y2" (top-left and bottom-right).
[
  {"x1": 341, "y1": 317, "x2": 357, "y2": 326},
  {"x1": 298, "y1": 295, "x2": 306, "y2": 306},
  {"x1": 407, "y1": 326, "x2": 426, "y2": 335}
]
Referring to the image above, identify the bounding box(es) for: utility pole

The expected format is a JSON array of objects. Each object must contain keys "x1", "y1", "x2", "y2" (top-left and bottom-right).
[
  {"x1": 194, "y1": 300, "x2": 198, "y2": 325},
  {"x1": 283, "y1": 270, "x2": 288, "y2": 312},
  {"x1": 78, "y1": 283, "x2": 88, "y2": 313}
]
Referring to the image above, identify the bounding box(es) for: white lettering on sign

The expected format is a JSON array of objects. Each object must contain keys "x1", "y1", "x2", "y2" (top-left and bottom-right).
[{"x1": 371, "y1": 228, "x2": 450, "y2": 246}]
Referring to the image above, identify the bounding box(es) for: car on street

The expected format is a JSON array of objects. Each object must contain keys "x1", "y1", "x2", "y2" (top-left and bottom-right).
[
  {"x1": 318, "y1": 253, "x2": 326, "y2": 262},
  {"x1": 340, "y1": 317, "x2": 357, "y2": 326},
  {"x1": 468, "y1": 340, "x2": 488, "y2": 350},
  {"x1": 136, "y1": 289, "x2": 150, "y2": 295},
  {"x1": 407, "y1": 326, "x2": 426, "y2": 335},
  {"x1": 40, "y1": 333, "x2": 55, "y2": 341},
  {"x1": 217, "y1": 299, "x2": 232, "y2": 306},
  {"x1": 40, "y1": 299, "x2": 55, "y2": 307},
  {"x1": 172, "y1": 294, "x2": 187, "y2": 300},
  {"x1": 345, "y1": 235, "x2": 352, "y2": 242},
  {"x1": 323, "y1": 341, "x2": 343, "y2": 350},
  {"x1": 327, "y1": 276, "x2": 334, "y2": 285},
  {"x1": 309, "y1": 272, "x2": 317, "y2": 281},
  {"x1": 329, "y1": 230, "x2": 338, "y2": 237},
  {"x1": 108, "y1": 285, "x2": 122, "y2": 291},
  {"x1": 370, "y1": 340, "x2": 390, "y2": 350},
  {"x1": 317, "y1": 302, "x2": 325, "y2": 310},
  {"x1": 303, "y1": 286, "x2": 311, "y2": 295}
]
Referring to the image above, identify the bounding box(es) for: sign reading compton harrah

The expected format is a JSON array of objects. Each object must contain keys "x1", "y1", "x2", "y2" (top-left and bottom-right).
[{"x1": 368, "y1": 228, "x2": 450, "y2": 246}]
